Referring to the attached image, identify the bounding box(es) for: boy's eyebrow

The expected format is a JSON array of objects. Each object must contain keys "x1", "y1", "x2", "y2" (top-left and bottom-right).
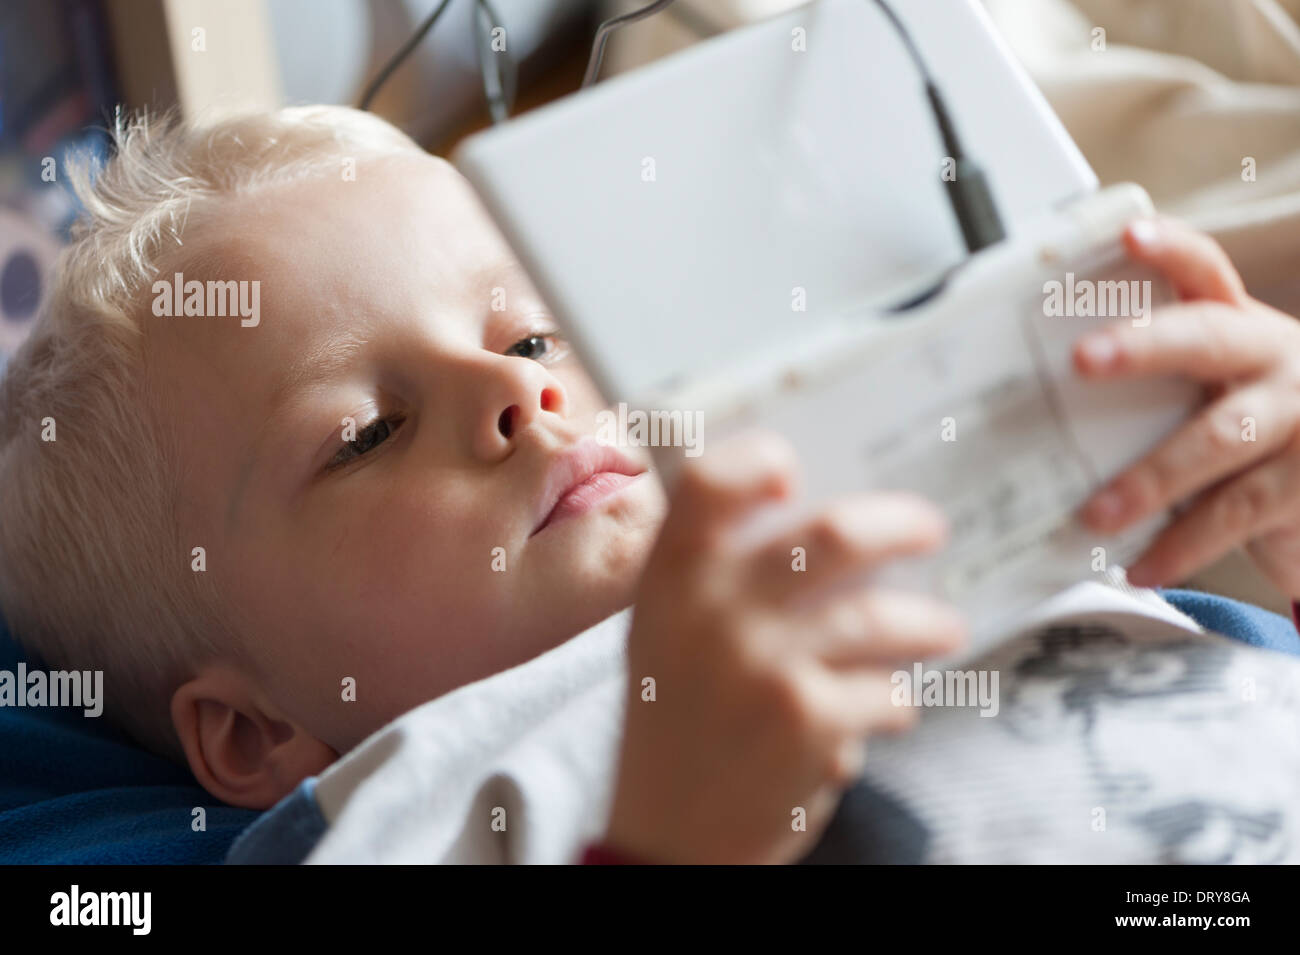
[
  {"x1": 478, "y1": 257, "x2": 530, "y2": 292},
  {"x1": 269, "y1": 329, "x2": 371, "y2": 415}
]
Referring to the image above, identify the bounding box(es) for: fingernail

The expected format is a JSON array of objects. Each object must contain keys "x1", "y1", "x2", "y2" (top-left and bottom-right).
[
  {"x1": 1079, "y1": 334, "x2": 1118, "y2": 370},
  {"x1": 1084, "y1": 488, "x2": 1128, "y2": 528},
  {"x1": 1129, "y1": 218, "x2": 1161, "y2": 248}
]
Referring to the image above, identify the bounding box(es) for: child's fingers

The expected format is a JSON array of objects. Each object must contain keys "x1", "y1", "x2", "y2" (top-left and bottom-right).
[
  {"x1": 1123, "y1": 216, "x2": 1247, "y2": 304},
  {"x1": 659, "y1": 428, "x2": 799, "y2": 555},
  {"x1": 747, "y1": 492, "x2": 948, "y2": 601},
  {"x1": 799, "y1": 666, "x2": 918, "y2": 745},
  {"x1": 1125, "y1": 452, "x2": 1300, "y2": 587},
  {"x1": 1073, "y1": 301, "x2": 1277, "y2": 382},
  {"x1": 806, "y1": 589, "x2": 967, "y2": 666},
  {"x1": 1080, "y1": 381, "x2": 1289, "y2": 533}
]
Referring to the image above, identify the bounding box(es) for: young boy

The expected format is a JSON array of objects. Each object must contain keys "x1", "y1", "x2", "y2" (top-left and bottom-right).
[{"x1": 3, "y1": 106, "x2": 1299, "y2": 864}]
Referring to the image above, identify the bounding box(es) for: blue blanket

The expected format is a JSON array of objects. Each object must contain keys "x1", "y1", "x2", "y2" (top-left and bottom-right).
[
  {"x1": 0, "y1": 616, "x2": 260, "y2": 864},
  {"x1": 2, "y1": 589, "x2": 1297, "y2": 864}
]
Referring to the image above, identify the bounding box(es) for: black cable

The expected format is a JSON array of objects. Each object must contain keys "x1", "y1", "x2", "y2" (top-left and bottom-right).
[
  {"x1": 871, "y1": 0, "x2": 1005, "y2": 253},
  {"x1": 362, "y1": 0, "x2": 1004, "y2": 255},
  {"x1": 474, "y1": 0, "x2": 515, "y2": 123},
  {"x1": 358, "y1": 0, "x2": 456, "y2": 111},
  {"x1": 582, "y1": 0, "x2": 678, "y2": 88},
  {"x1": 871, "y1": 0, "x2": 932, "y2": 84},
  {"x1": 577, "y1": 0, "x2": 1003, "y2": 252}
]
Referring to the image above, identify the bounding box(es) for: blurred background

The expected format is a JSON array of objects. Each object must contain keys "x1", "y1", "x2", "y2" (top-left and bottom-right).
[
  {"x1": 0, "y1": 0, "x2": 798, "y2": 360},
  {"x1": 0, "y1": 0, "x2": 659, "y2": 352}
]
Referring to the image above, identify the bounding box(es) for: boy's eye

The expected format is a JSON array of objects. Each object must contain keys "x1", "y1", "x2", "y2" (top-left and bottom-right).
[
  {"x1": 328, "y1": 416, "x2": 401, "y2": 471},
  {"x1": 503, "y1": 332, "x2": 567, "y2": 363}
]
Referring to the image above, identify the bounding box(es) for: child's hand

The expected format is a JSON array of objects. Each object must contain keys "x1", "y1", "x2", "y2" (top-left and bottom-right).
[
  {"x1": 1076, "y1": 216, "x2": 1300, "y2": 597},
  {"x1": 602, "y1": 430, "x2": 966, "y2": 864}
]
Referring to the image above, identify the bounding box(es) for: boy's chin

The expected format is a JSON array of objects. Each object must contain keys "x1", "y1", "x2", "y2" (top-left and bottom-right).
[
  {"x1": 529, "y1": 511, "x2": 656, "y2": 593},
  {"x1": 535, "y1": 507, "x2": 656, "y2": 566}
]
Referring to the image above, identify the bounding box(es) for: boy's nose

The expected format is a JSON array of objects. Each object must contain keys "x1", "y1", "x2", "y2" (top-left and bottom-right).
[
  {"x1": 497, "y1": 385, "x2": 563, "y2": 439},
  {"x1": 468, "y1": 352, "x2": 568, "y2": 460}
]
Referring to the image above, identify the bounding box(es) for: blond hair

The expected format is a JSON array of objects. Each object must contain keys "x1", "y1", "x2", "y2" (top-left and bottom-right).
[{"x1": 0, "y1": 105, "x2": 423, "y2": 761}]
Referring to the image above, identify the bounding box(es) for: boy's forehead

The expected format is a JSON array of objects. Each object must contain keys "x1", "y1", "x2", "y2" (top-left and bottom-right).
[
  {"x1": 238, "y1": 153, "x2": 506, "y2": 278},
  {"x1": 140, "y1": 151, "x2": 530, "y2": 408},
  {"x1": 154, "y1": 154, "x2": 516, "y2": 331}
]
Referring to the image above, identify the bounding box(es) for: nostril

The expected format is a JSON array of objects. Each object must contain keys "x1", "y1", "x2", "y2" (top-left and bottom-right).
[{"x1": 498, "y1": 406, "x2": 515, "y2": 438}]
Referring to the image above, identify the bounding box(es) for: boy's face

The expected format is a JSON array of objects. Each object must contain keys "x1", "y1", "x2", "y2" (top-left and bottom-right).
[{"x1": 146, "y1": 153, "x2": 666, "y2": 759}]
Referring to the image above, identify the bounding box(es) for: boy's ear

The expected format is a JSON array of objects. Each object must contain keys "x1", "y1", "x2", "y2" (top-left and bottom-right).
[{"x1": 170, "y1": 666, "x2": 338, "y2": 810}]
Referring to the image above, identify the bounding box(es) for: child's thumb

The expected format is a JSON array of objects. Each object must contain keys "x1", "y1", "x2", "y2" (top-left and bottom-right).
[{"x1": 662, "y1": 428, "x2": 801, "y2": 546}]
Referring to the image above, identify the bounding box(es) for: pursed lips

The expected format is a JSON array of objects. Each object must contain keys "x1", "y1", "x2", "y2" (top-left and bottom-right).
[{"x1": 530, "y1": 437, "x2": 646, "y2": 536}]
